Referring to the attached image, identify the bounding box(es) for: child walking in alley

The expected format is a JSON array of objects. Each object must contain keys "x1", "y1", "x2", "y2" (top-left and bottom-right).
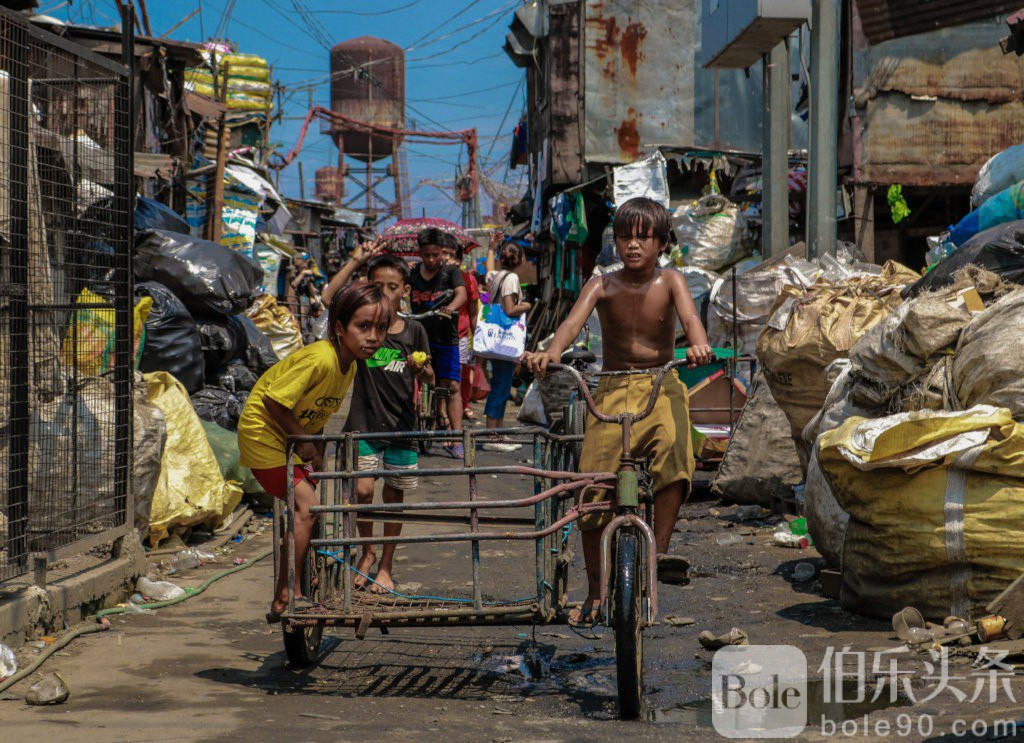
[
  {"x1": 238, "y1": 283, "x2": 392, "y2": 622},
  {"x1": 481, "y1": 233, "x2": 532, "y2": 451},
  {"x1": 328, "y1": 251, "x2": 434, "y2": 593},
  {"x1": 522, "y1": 196, "x2": 713, "y2": 627},
  {"x1": 410, "y1": 228, "x2": 467, "y2": 458}
]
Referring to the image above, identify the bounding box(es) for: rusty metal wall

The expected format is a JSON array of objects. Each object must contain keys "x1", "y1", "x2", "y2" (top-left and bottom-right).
[
  {"x1": 582, "y1": 0, "x2": 695, "y2": 164},
  {"x1": 852, "y1": 14, "x2": 1024, "y2": 186},
  {"x1": 855, "y1": 0, "x2": 1020, "y2": 45}
]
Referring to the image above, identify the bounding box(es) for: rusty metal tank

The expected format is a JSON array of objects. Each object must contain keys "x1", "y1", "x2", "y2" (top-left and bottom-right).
[
  {"x1": 314, "y1": 166, "x2": 344, "y2": 203},
  {"x1": 329, "y1": 36, "x2": 405, "y2": 162}
]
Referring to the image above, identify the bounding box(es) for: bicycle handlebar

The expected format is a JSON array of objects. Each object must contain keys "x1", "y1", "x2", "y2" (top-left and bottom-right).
[
  {"x1": 400, "y1": 290, "x2": 455, "y2": 321},
  {"x1": 545, "y1": 355, "x2": 719, "y2": 425}
]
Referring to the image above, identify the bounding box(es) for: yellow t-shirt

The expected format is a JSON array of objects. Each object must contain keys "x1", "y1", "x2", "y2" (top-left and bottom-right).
[{"x1": 237, "y1": 340, "x2": 355, "y2": 469}]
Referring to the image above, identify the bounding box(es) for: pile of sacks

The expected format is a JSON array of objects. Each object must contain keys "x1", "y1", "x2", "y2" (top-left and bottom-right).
[
  {"x1": 68, "y1": 197, "x2": 304, "y2": 547},
  {"x1": 800, "y1": 267, "x2": 1024, "y2": 621},
  {"x1": 712, "y1": 255, "x2": 914, "y2": 506}
]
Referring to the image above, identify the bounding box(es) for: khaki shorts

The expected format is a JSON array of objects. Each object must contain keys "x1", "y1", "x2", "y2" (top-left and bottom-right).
[{"x1": 578, "y1": 372, "x2": 695, "y2": 531}]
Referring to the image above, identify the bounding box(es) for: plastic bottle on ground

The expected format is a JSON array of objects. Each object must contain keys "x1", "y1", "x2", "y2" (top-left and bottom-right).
[
  {"x1": 137, "y1": 576, "x2": 187, "y2": 602},
  {"x1": 789, "y1": 517, "x2": 809, "y2": 536}
]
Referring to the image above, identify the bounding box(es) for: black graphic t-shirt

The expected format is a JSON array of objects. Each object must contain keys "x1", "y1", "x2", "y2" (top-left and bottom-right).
[
  {"x1": 409, "y1": 263, "x2": 464, "y2": 345},
  {"x1": 344, "y1": 319, "x2": 430, "y2": 447}
]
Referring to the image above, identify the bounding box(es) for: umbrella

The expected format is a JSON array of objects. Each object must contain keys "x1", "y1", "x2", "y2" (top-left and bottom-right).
[{"x1": 378, "y1": 217, "x2": 479, "y2": 256}]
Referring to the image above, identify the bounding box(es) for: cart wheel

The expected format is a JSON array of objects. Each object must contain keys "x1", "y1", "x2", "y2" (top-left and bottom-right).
[
  {"x1": 566, "y1": 399, "x2": 586, "y2": 466},
  {"x1": 283, "y1": 548, "x2": 324, "y2": 667},
  {"x1": 612, "y1": 528, "x2": 644, "y2": 720}
]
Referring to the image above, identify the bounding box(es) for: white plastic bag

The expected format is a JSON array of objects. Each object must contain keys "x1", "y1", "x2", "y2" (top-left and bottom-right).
[
  {"x1": 137, "y1": 576, "x2": 187, "y2": 602},
  {"x1": 612, "y1": 151, "x2": 669, "y2": 208},
  {"x1": 517, "y1": 381, "x2": 547, "y2": 426},
  {"x1": 672, "y1": 195, "x2": 747, "y2": 271},
  {"x1": 972, "y1": 144, "x2": 1024, "y2": 208}
]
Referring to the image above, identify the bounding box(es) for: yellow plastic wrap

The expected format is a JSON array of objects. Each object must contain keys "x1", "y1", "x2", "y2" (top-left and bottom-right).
[
  {"x1": 143, "y1": 371, "x2": 242, "y2": 547},
  {"x1": 61, "y1": 289, "x2": 152, "y2": 376},
  {"x1": 818, "y1": 405, "x2": 1024, "y2": 621},
  {"x1": 245, "y1": 294, "x2": 303, "y2": 360}
]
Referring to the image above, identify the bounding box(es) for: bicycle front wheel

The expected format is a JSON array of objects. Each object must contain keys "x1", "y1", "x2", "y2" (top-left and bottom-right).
[{"x1": 612, "y1": 527, "x2": 644, "y2": 720}]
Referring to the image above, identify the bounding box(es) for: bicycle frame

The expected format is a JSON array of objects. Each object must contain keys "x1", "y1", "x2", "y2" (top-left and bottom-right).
[
  {"x1": 545, "y1": 358, "x2": 698, "y2": 626},
  {"x1": 281, "y1": 427, "x2": 616, "y2": 629}
]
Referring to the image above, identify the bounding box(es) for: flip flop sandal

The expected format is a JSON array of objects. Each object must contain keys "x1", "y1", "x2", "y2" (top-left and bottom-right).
[
  {"x1": 657, "y1": 554, "x2": 691, "y2": 585},
  {"x1": 266, "y1": 608, "x2": 283, "y2": 624},
  {"x1": 567, "y1": 603, "x2": 603, "y2": 629}
]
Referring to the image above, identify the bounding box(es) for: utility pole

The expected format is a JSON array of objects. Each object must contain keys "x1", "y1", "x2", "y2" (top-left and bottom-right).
[
  {"x1": 298, "y1": 161, "x2": 306, "y2": 199},
  {"x1": 206, "y1": 61, "x2": 229, "y2": 243},
  {"x1": 762, "y1": 39, "x2": 790, "y2": 259},
  {"x1": 806, "y1": 0, "x2": 841, "y2": 258}
]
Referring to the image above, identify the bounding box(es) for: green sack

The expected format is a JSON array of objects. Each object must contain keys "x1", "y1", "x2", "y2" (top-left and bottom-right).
[{"x1": 199, "y1": 419, "x2": 265, "y2": 495}]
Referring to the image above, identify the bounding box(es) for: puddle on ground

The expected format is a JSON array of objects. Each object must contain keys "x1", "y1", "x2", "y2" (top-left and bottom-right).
[{"x1": 650, "y1": 678, "x2": 911, "y2": 726}]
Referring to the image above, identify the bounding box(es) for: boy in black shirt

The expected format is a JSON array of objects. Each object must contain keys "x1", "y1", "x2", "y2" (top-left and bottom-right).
[
  {"x1": 409, "y1": 228, "x2": 467, "y2": 458},
  {"x1": 340, "y1": 253, "x2": 434, "y2": 593}
]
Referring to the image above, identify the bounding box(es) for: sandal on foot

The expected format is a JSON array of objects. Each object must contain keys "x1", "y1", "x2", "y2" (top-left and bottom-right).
[
  {"x1": 265, "y1": 608, "x2": 283, "y2": 624},
  {"x1": 657, "y1": 553, "x2": 691, "y2": 585},
  {"x1": 567, "y1": 601, "x2": 603, "y2": 629}
]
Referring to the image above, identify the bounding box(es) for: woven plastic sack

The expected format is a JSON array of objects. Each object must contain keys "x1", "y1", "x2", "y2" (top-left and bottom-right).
[
  {"x1": 672, "y1": 194, "x2": 747, "y2": 271},
  {"x1": 244, "y1": 294, "x2": 303, "y2": 360},
  {"x1": 143, "y1": 371, "x2": 242, "y2": 547},
  {"x1": 819, "y1": 405, "x2": 1024, "y2": 621},
  {"x1": 712, "y1": 371, "x2": 802, "y2": 506},
  {"x1": 953, "y1": 287, "x2": 1024, "y2": 419},
  {"x1": 756, "y1": 263, "x2": 917, "y2": 468},
  {"x1": 199, "y1": 419, "x2": 264, "y2": 495}
]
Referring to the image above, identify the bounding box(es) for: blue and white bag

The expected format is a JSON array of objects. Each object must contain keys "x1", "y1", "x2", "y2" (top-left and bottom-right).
[{"x1": 473, "y1": 272, "x2": 526, "y2": 362}]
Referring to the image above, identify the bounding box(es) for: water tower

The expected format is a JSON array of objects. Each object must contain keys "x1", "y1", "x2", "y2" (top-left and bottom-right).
[
  {"x1": 314, "y1": 165, "x2": 344, "y2": 203},
  {"x1": 329, "y1": 37, "x2": 408, "y2": 219}
]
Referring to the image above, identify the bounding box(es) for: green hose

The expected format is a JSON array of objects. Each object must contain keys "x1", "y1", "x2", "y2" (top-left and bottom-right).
[
  {"x1": 96, "y1": 546, "x2": 273, "y2": 618},
  {"x1": 0, "y1": 547, "x2": 273, "y2": 694}
]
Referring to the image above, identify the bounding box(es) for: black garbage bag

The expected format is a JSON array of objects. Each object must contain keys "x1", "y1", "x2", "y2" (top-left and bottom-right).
[
  {"x1": 135, "y1": 197, "x2": 190, "y2": 234},
  {"x1": 211, "y1": 359, "x2": 258, "y2": 393},
  {"x1": 133, "y1": 229, "x2": 264, "y2": 316},
  {"x1": 190, "y1": 387, "x2": 244, "y2": 431},
  {"x1": 195, "y1": 315, "x2": 246, "y2": 372},
  {"x1": 136, "y1": 281, "x2": 205, "y2": 393},
  {"x1": 74, "y1": 238, "x2": 118, "y2": 299},
  {"x1": 234, "y1": 314, "x2": 279, "y2": 374},
  {"x1": 905, "y1": 221, "x2": 1024, "y2": 297}
]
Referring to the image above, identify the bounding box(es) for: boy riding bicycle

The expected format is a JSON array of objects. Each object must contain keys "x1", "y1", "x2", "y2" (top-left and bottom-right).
[{"x1": 523, "y1": 196, "x2": 713, "y2": 627}]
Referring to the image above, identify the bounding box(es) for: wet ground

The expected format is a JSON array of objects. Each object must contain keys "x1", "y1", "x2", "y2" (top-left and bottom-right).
[{"x1": 4, "y1": 438, "x2": 1024, "y2": 741}]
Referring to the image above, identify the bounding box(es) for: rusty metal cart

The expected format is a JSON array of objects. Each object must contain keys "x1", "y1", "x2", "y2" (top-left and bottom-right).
[{"x1": 274, "y1": 359, "x2": 695, "y2": 719}]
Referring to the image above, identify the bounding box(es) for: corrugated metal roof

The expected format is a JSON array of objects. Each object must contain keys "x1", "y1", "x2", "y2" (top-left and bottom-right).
[{"x1": 855, "y1": 0, "x2": 1020, "y2": 44}]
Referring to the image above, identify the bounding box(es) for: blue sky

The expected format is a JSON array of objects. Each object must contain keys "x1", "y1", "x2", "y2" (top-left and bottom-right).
[{"x1": 49, "y1": 0, "x2": 529, "y2": 224}]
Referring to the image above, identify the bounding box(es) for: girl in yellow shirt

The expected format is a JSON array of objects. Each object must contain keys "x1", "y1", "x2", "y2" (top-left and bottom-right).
[{"x1": 238, "y1": 282, "x2": 392, "y2": 621}]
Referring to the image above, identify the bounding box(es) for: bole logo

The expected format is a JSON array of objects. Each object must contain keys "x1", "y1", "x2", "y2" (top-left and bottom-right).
[{"x1": 712, "y1": 645, "x2": 807, "y2": 738}]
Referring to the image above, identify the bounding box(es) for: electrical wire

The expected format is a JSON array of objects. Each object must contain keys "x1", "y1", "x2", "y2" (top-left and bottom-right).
[
  {"x1": 483, "y1": 77, "x2": 524, "y2": 166},
  {"x1": 314, "y1": 0, "x2": 426, "y2": 15}
]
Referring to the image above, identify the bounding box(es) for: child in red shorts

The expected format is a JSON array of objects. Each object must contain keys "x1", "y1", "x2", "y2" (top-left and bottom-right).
[{"x1": 238, "y1": 283, "x2": 392, "y2": 621}]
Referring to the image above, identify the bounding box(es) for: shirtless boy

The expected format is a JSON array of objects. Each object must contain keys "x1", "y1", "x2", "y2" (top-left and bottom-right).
[{"x1": 522, "y1": 196, "x2": 713, "y2": 626}]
